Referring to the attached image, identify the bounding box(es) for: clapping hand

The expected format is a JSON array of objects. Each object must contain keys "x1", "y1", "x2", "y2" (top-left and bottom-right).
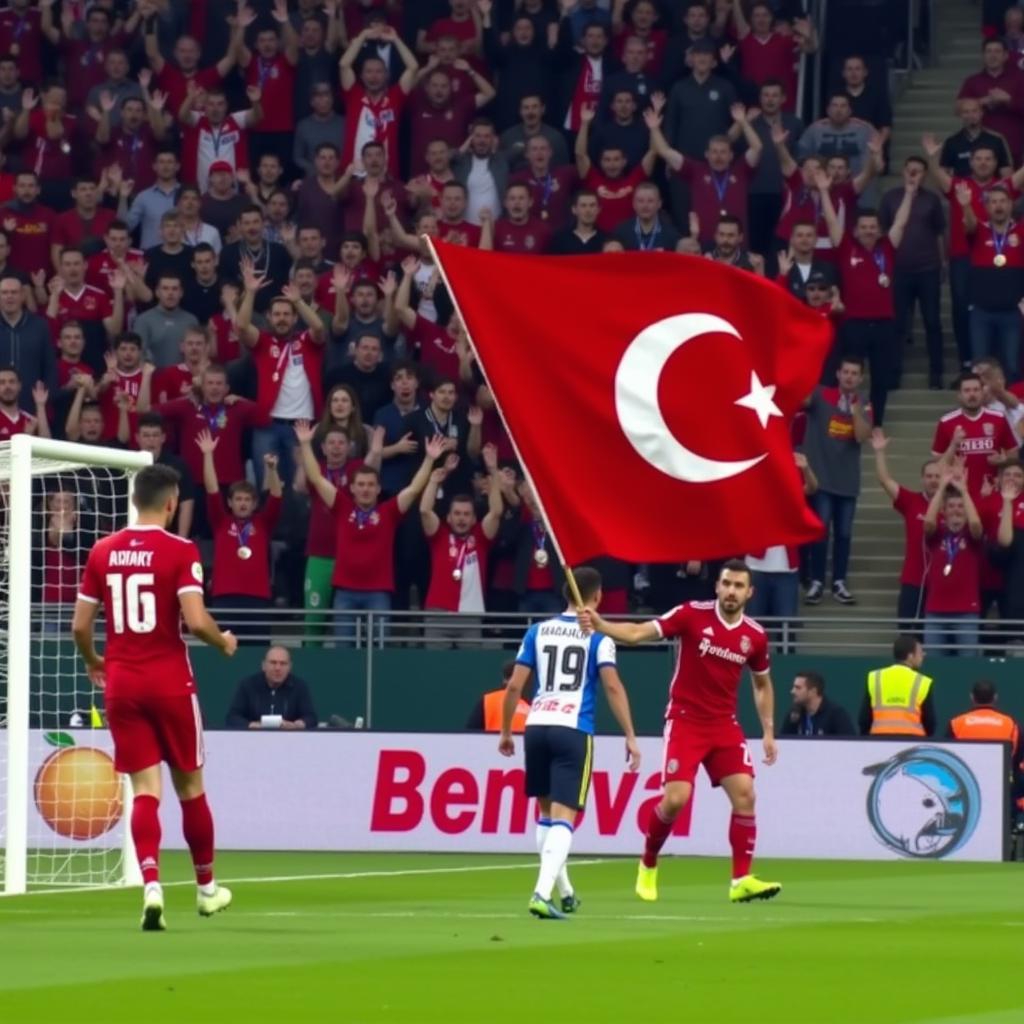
[
  {"x1": 293, "y1": 419, "x2": 315, "y2": 445},
  {"x1": 195, "y1": 428, "x2": 219, "y2": 454},
  {"x1": 425, "y1": 433, "x2": 447, "y2": 461}
]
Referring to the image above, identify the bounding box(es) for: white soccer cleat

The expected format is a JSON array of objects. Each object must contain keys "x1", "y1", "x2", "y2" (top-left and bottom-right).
[
  {"x1": 141, "y1": 888, "x2": 166, "y2": 932},
  {"x1": 197, "y1": 885, "x2": 233, "y2": 918}
]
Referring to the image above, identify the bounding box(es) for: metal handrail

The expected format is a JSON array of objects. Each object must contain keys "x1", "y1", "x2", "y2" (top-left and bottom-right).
[{"x1": 20, "y1": 606, "x2": 1023, "y2": 656}]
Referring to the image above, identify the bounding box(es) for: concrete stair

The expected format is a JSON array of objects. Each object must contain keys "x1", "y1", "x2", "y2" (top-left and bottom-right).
[{"x1": 799, "y1": 0, "x2": 980, "y2": 651}]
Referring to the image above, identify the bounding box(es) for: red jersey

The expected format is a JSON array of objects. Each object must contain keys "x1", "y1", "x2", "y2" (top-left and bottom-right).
[
  {"x1": 308, "y1": 458, "x2": 362, "y2": 558},
  {"x1": 655, "y1": 600, "x2": 770, "y2": 722},
  {"x1": 54, "y1": 284, "x2": 112, "y2": 325},
  {"x1": 87, "y1": 247, "x2": 144, "y2": 296},
  {"x1": 509, "y1": 166, "x2": 577, "y2": 229},
  {"x1": 408, "y1": 91, "x2": 477, "y2": 177},
  {"x1": 424, "y1": 526, "x2": 491, "y2": 613},
  {"x1": 153, "y1": 363, "x2": 199, "y2": 405},
  {"x1": 946, "y1": 177, "x2": 1017, "y2": 259},
  {"x1": 245, "y1": 53, "x2": 295, "y2": 132},
  {"x1": 836, "y1": 234, "x2": 896, "y2": 319},
  {"x1": 330, "y1": 493, "x2": 403, "y2": 591},
  {"x1": 924, "y1": 529, "x2": 983, "y2": 614},
  {"x1": 584, "y1": 164, "x2": 647, "y2": 233},
  {"x1": 158, "y1": 397, "x2": 261, "y2": 486},
  {"x1": 492, "y1": 217, "x2": 551, "y2": 254},
  {"x1": 409, "y1": 314, "x2": 460, "y2": 388},
  {"x1": 210, "y1": 312, "x2": 242, "y2": 364},
  {"x1": 342, "y1": 84, "x2": 407, "y2": 178},
  {"x1": 4, "y1": 201, "x2": 55, "y2": 276},
  {"x1": 892, "y1": 487, "x2": 930, "y2": 587},
  {"x1": 52, "y1": 207, "x2": 116, "y2": 256},
  {"x1": 738, "y1": 32, "x2": 799, "y2": 108},
  {"x1": 24, "y1": 110, "x2": 76, "y2": 180},
  {"x1": 968, "y1": 219, "x2": 1024, "y2": 268},
  {"x1": 681, "y1": 159, "x2": 752, "y2": 244},
  {"x1": 56, "y1": 357, "x2": 93, "y2": 389},
  {"x1": 100, "y1": 367, "x2": 143, "y2": 440},
  {"x1": 96, "y1": 124, "x2": 159, "y2": 190},
  {"x1": 61, "y1": 36, "x2": 122, "y2": 109},
  {"x1": 77, "y1": 525, "x2": 205, "y2": 694},
  {"x1": 207, "y1": 492, "x2": 282, "y2": 599},
  {"x1": 42, "y1": 543, "x2": 80, "y2": 605},
  {"x1": 314, "y1": 259, "x2": 381, "y2": 308},
  {"x1": 157, "y1": 64, "x2": 222, "y2": 120},
  {"x1": 436, "y1": 218, "x2": 481, "y2": 247},
  {"x1": 0, "y1": 407, "x2": 32, "y2": 439},
  {"x1": 0, "y1": 6, "x2": 43, "y2": 86},
  {"x1": 931, "y1": 408, "x2": 1018, "y2": 498}
]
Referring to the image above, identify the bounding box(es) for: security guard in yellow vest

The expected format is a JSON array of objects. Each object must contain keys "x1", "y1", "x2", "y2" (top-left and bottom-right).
[
  {"x1": 859, "y1": 635, "x2": 936, "y2": 737},
  {"x1": 466, "y1": 662, "x2": 531, "y2": 733}
]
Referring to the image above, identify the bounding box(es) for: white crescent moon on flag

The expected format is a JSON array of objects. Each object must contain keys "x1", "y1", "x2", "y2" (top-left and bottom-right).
[{"x1": 614, "y1": 313, "x2": 768, "y2": 484}]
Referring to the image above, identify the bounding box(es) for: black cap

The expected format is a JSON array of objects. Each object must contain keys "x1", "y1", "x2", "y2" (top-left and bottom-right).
[
  {"x1": 806, "y1": 271, "x2": 830, "y2": 288},
  {"x1": 688, "y1": 38, "x2": 717, "y2": 56}
]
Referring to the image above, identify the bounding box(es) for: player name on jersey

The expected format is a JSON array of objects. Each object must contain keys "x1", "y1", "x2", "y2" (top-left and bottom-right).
[{"x1": 108, "y1": 549, "x2": 155, "y2": 567}]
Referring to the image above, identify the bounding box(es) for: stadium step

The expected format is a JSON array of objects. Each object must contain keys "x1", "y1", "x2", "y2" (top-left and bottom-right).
[{"x1": 836, "y1": 0, "x2": 978, "y2": 650}]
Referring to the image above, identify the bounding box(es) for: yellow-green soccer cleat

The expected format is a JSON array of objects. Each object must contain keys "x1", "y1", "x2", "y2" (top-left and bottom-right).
[
  {"x1": 140, "y1": 889, "x2": 166, "y2": 932},
  {"x1": 729, "y1": 875, "x2": 782, "y2": 904},
  {"x1": 528, "y1": 893, "x2": 566, "y2": 920},
  {"x1": 635, "y1": 863, "x2": 658, "y2": 902},
  {"x1": 197, "y1": 885, "x2": 233, "y2": 918}
]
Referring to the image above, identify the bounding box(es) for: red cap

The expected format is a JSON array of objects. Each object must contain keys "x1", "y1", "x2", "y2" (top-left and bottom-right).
[{"x1": 208, "y1": 160, "x2": 233, "y2": 176}]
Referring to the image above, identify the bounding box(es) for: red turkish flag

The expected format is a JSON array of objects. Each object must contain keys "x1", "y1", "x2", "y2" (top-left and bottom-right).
[{"x1": 430, "y1": 242, "x2": 831, "y2": 563}]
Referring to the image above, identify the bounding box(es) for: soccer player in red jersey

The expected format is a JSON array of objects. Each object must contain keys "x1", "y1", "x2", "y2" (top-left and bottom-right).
[
  {"x1": 579, "y1": 560, "x2": 782, "y2": 904},
  {"x1": 72, "y1": 463, "x2": 238, "y2": 931}
]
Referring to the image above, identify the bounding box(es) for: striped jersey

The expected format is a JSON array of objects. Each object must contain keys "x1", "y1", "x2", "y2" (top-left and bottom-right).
[{"x1": 515, "y1": 613, "x2": 616, "y2": 733}]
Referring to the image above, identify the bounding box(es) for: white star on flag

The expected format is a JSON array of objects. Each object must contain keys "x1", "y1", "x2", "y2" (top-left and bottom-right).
[{"x1": 734, "y1": 371, "x2": 783, "y2": 429}]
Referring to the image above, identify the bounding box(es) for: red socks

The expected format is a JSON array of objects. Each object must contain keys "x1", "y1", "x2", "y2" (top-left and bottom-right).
[
  {"x1": 729, "y1": 814, "x2": 757, "y2": 880},
  {"x1": 180, "y1": 793, "x2": 215, "y2": 886},
  {"x1": 642, "y1": 804, "x2": 675, "y2": 868},
  {"x1": 131, "y1": 794, "x2": 161, "y2": 885}
]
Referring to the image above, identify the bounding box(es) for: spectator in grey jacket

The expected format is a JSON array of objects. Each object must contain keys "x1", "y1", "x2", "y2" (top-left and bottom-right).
[
  {"x1": 133, "y1": 274, "x2": 199, "y2": 368},
  {"x1": 293, "y1": 83, "x2": 345, "y2": 178},
  {"x1": 498, "y1": 94, "x2": 569, "y2": 173},
  {"x1": 453, "y1": 118, "x2": 509, "y2": 225},
  {"x1": 797, "y1": 94, "x2": 875, "y2": 176},
  {"x1": 0, "y1": 276, "x2": 56, "y2": 411}
]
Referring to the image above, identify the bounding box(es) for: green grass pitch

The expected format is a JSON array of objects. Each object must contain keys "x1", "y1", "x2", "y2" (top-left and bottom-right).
[{"x1": 1, "y1": 852, "x2": 1022, "y2": 1024}]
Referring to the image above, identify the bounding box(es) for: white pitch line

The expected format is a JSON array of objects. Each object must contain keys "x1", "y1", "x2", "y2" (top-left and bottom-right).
[
  {"x1": 0, "y1": 858, "x2": 611, "y2": 899},
  {"x1": 244, "y1": 910, "x2": 884, "y2": 925}
]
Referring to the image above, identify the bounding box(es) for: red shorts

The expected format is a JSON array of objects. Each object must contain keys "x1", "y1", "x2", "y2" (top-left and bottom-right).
[
  {"x1": 105, "y1": 691, "x2": 205, "y2": 774},
  {"x1": 661, "y1": 716, "x2": 753, "y2": 788}
]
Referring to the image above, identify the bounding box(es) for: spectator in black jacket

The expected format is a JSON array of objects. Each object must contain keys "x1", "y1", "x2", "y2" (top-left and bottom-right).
[
  {"x1": 226, "y1": 646, "x2": 319, "y2": 730},
  {"x1": 781, "y1": 672, "x2": 856, "y2": 736}
]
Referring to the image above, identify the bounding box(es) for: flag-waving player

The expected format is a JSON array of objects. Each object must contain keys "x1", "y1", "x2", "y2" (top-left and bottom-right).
[
  {"x1": 578, "y1": 559, "x2": 781, "y2": 904},
  {"x1": 72, "y1": 464, "x2": 238, "y2": 932},
  {"x1": 500, "y1": 567, "x2": 641, "y2": 919}
]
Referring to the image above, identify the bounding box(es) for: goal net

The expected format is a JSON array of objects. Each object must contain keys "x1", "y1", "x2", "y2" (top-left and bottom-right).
[{"x1": 0, "y1": 435, "x2": 152, "y2": 894}]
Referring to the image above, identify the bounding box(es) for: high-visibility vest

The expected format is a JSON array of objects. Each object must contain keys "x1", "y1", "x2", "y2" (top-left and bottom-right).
[
  {"x1": 483, "y1": 690, "x2": 530, "y2": 733},
  {"x1": 949, "y1": 708, "x2": 1019, "y2": 755},
  {"x1": 868, "y1": 665, "x2": 932, "y2": 737}
]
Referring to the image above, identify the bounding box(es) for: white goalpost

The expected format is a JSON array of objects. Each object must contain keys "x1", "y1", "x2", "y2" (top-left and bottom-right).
[{"x1": 0, "y1": 435, "x2": 152, "y2": 895}]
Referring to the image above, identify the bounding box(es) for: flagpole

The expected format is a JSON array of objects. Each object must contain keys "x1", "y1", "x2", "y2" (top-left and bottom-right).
[{"x1": 422, "y1": 235, "x2": 586, "y2": 610}]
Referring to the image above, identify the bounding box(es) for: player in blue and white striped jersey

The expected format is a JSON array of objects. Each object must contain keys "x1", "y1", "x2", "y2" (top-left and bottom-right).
[{"x1": 499, "y1": 566, "x2": 641, "y2": 920}]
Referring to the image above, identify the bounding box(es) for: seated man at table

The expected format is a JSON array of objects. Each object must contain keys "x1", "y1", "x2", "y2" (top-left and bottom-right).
[{"x1": 225, "y1": 646, "x2": 319, "y2": 730}]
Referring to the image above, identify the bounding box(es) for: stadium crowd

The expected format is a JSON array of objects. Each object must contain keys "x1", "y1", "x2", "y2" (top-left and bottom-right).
[{"x1": 4, "y1": 0, "x2": 1024, "y2": 645}]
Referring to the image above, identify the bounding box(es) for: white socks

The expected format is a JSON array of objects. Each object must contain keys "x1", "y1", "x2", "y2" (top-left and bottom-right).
[
  {"x1": 144, "y1": 882, "x2": 162, "y2": 901},
  {"x1": 534, "y1": 820, "x2": 574, "y2": 901},
  {"x1": 198, "y1": 881, "x2": 217, "y2": 898},
  {"x1": 535, "y1": 818, "x2": 574, "y2": 898}
]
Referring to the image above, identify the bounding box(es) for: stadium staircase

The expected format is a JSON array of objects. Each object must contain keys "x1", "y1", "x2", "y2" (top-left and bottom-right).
[{"x1": 803, "y1": 0, "x2": 978, "y2": 649}]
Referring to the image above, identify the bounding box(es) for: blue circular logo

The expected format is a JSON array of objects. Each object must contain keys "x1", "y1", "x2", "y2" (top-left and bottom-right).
[{"x1": 863, "y1": 746, "x2": 981, "y2": 859}]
